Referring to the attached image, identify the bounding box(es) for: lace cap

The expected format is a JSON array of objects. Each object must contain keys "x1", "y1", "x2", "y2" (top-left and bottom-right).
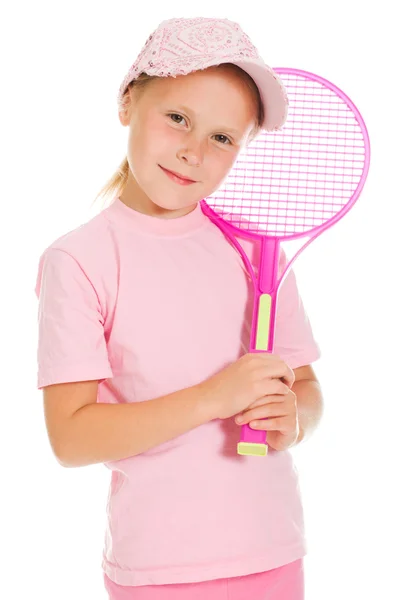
[{"x1": 117, "y1": 17, "x2": 288, "y2": 132}]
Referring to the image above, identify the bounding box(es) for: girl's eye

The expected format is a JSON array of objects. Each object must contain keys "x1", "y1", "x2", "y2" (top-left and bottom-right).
[
  {"x1": 169, "y1": 113, "x2": 187, "y2": 125},
  {"x1": 213, "y1": 134, "x2": 232, "y2": 145},
  {"x1": 168, "y1": 114, "x2": 232, "y2": 146}
]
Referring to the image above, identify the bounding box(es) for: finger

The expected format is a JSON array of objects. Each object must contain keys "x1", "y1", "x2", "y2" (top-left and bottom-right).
[
  {"x1": 247, "y1": 390, "x2": 288, "y2": 410},
  {"x1": 257, "y1": 353, "x2": 295, "y2": 386},
  {"x1": 235, "y1": 400, "x2": 289, "y2": 424},
  {"x1": 249, "y1": 416, "x2": 295, "y2": 432},
  {"x1": 281, "y1": 367, "x2": 295, "y2": 388},
  {"x1": 248, "y1": 417, "x2": 281, "y2": 431},
  {"x1": 255, "y1": 378, "x2": 291, "y2": 400},
  {"x1": 255, "y1": 361, "x2": 295, "y2": 389}
]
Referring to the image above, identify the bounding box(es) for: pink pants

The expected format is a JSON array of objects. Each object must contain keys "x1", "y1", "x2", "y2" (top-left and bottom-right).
[{"x1": 104, "y1": 558, "x2": 304, "y2": 600}]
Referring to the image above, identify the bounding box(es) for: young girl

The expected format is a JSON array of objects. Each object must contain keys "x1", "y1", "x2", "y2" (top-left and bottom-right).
[{"x1": 35, "y1": 17, "x2": 323, "y2": 600}]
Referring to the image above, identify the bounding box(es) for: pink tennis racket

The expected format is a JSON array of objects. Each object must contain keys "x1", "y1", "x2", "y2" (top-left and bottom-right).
[{"x1": 200, "y1": 67, "x2": 370, "y2": 457}]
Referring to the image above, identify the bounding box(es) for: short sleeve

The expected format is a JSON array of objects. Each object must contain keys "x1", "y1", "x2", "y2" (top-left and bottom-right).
[
  {"x1": 35, "y1": 248, "x2": 113, "y2": 389},
  {"x1": 273, "y1": 250, "x2": 321, "y2": 369}
]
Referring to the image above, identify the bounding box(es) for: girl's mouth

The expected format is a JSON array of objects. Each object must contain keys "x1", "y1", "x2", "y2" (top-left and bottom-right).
[{"x1": 159, "y1": 165, "x2": 197, "y2": 185}]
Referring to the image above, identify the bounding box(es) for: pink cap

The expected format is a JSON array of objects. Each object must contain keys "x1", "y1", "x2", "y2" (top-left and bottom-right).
[{"x1": 117, "y1": 17, "x2": 289, "y2": 132}]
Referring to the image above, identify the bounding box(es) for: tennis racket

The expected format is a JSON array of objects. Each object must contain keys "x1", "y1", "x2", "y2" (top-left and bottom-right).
[{"x1": 200, "y1": 67, "x2": 370, "y2": 457}]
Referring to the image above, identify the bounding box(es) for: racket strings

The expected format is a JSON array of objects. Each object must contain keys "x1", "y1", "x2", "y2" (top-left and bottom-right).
[{"x1": 208, "y1": 73, "x2": 367, "y2": 237}]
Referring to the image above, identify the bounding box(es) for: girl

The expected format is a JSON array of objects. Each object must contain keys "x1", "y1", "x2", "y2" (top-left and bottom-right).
[{"x1": 35, "y1": 16, "x2": 323, "y2": 600}]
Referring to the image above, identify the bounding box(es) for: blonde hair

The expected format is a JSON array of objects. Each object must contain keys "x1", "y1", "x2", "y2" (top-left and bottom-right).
[{"x1": 92, "y1": 63, "x2": 265, "y2": 209}]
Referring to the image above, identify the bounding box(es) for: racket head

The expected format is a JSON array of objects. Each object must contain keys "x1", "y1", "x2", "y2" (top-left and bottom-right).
[{"x1": 201, "y1": 67, "x2": 371, "y2": 243}]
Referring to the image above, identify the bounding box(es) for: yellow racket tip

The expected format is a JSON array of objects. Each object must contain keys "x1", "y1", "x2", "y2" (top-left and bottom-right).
[{"x1": 237, "y1": 442, "x2": 268, "y2": 456}]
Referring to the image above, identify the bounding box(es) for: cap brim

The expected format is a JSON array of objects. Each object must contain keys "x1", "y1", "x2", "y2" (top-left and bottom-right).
[{"x1": 228, "y1": 60, "x2": 289, "y2": 131}]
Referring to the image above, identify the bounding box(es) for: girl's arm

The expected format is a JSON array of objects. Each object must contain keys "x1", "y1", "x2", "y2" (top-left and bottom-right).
[
  {"x1": 44, "y1": 353, "x2": 294, "y2": 468},
  {"x1": 44, "y1": 380, "x2": 217, "y2": 468}
]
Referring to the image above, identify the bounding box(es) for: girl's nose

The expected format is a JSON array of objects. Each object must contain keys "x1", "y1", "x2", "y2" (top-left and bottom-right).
[{"x1": 176, "y1": 141, "x2": 204, "y2": 166}]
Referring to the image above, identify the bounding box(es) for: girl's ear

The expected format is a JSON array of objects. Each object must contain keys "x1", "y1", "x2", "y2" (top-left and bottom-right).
[{"x1": 118, "y1": 88, "x2": 135, "y2": 127}]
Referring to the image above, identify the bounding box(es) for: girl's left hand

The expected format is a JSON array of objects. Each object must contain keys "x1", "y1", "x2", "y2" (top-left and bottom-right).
[{"x1": 234, "y1": 388, "x2": 300, "y2": 452}]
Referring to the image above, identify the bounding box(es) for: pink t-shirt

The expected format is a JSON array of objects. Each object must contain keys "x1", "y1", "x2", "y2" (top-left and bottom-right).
[{"x1": 35, "y1": 196, "x2": 321, "y2": 587}]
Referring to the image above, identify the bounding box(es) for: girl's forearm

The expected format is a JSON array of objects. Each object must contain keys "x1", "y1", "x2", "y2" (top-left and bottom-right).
[
  {"x1": 60, "y1": 384, "x2": 217, "y2": 467},
  {"x1": 292, "y1": 379, "x2": 324, "y2": 445}
]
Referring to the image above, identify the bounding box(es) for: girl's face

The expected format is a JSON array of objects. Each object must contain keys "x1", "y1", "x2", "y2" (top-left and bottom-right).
[{"x1": 119, "y1": 67, "x2": 258, "y2": 218}]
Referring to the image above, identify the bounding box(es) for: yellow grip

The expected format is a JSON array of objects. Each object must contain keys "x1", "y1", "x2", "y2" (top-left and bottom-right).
[{"x1": 255, "y1": 294, "x2": 272, "y2": 350}]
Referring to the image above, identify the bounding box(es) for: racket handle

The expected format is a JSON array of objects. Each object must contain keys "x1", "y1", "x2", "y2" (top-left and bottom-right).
[
  {"x1": 238, "y1": 424, "x2": 268, "y2": 456},
  {"x1": 237, "y1": 291, "x2": 274, "y2": 457}
]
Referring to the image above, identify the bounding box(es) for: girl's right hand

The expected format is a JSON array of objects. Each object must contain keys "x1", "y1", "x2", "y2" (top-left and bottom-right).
[{"x1": 200, "y1": 352, "x2": 295, "y2": 421}]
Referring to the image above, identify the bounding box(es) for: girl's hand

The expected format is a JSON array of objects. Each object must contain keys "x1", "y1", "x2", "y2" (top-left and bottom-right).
[
  {"x1": 234, "y1": 387, "x2": 299, "y2": 452},
  {"x1": 200, "y1": 352, "x2": 295, "y2": 422}
]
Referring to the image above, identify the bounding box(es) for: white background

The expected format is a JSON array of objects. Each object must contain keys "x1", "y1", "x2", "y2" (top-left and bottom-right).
[{"x1": 1, "y1": 1, "x2": 399, "y2": 598}]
